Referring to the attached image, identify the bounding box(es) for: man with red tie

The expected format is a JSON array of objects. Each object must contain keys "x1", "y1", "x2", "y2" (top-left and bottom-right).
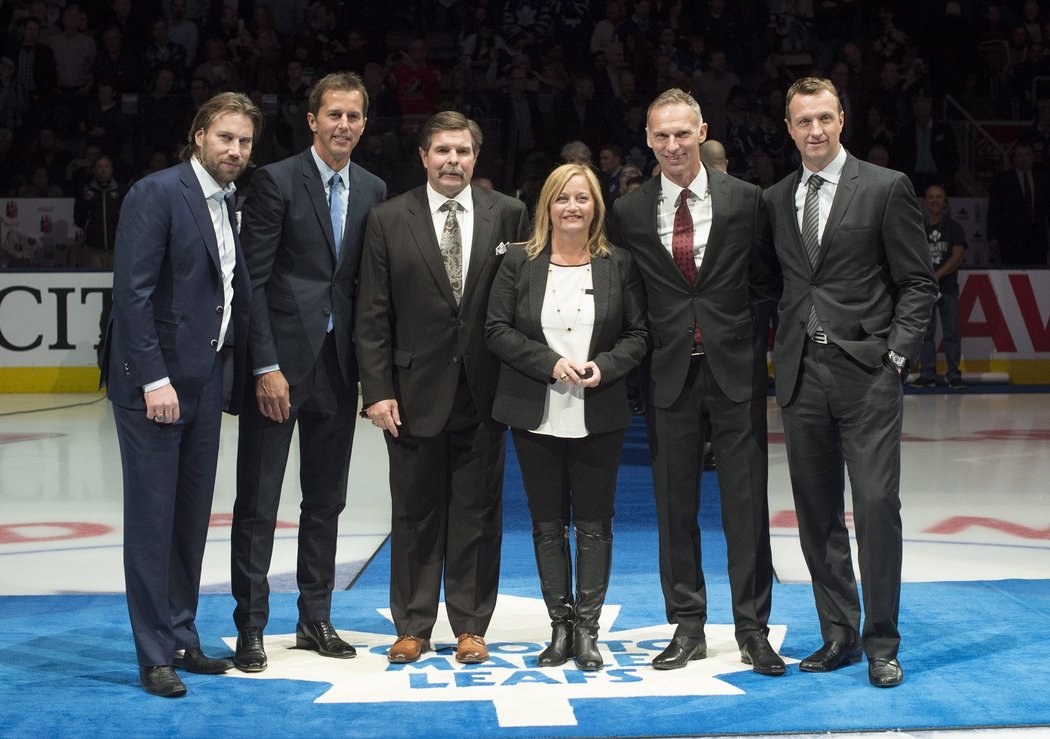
[
  {"x1": 988, "y1": 141, "x2": 1050, "y2": 266},
  {"x1": 608, "y1": 89, "x2": 784, "y2": 675}
]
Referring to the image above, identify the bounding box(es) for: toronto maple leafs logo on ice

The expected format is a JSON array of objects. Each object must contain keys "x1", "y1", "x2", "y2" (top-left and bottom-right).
[{"x1": 223, "y1": 595, "x2": 791, "y2": 728}]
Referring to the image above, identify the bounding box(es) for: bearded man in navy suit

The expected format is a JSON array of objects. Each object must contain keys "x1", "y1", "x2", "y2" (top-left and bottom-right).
[{"x1": 102, "y1": 92, "x2": 262, "y2": 697}]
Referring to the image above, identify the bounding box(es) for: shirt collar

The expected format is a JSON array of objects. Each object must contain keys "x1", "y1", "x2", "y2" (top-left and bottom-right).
[
  {"x1": 426, "y1": 183, "x2": 473, "y2": 214},
  {"x1": 190, "y1": 155, "x2": 235, "y2": 201},
  {"x1": 801, "y1": 145, "x2": 847, "y2": 188},
  {"x1": 660, "y1": 165, "x2": 709, "y2": 205},
  {"x1": 310, "y1": 146, "x2": 351, "y2": 189}
]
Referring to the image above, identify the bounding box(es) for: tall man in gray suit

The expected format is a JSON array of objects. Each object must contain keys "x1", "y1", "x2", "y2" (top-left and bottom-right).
[
  {"x1": 356, "y1": 111, "x2": 529, "y2": 665},
  {"x1": 765, "y1": 77, "x2": 936, "y2": 688},
  {"x1": 231, "y1": 72, "x2": 387, "y2": 671},
  {"x1": 609, "y1": 89, "x2": 785, "y2": 676}
]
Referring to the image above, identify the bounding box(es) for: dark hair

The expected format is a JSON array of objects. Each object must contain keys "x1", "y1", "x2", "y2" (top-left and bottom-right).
[
  {"x1": 180, "y1": 91, "x2": 264, "y2": 161},
  {"x1": 308, "y1": 71, "x2": 369, "y2": 118},
  {"x1": 419, "y1": 111, "x2": 483, "y2": 154}
]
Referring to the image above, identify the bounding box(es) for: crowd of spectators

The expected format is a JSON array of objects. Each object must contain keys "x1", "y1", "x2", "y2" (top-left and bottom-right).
[{"x1": 1, "y1": 0, "x2": 1049, "y2": 265}]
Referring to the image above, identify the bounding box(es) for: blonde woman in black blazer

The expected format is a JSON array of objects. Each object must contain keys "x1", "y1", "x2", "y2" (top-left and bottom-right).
[{"x1": 486, "y1": 163, "x2": 647, "y2": 670}]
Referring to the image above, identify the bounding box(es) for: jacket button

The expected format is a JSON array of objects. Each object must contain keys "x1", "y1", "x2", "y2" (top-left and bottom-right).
[
  {"x1": 215, "y1": 305, "x2": 223, "y2": 313},
  {"x1": 210, "y1": 338, "x2": 219, "y2": 347},
  {"x1": 452, "y1": 356, "x2": 460, "y2": 364},
  {"x1": 322, "y1": 307, "x2": 331, "y2": 316}
]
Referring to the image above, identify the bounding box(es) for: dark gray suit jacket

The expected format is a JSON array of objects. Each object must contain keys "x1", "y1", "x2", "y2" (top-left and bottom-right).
[
  {"x1": 610, "y1": 167, "x2": 778, "y2": 408},
  {"x1": 485, "y1": 243, "x2": 648, "y2": 434},
  {"x1": 764, "y1": 154, "x2": 936, "y2": 406},
  {"x1": 356, "y1": 185, "x2": 530, "y2": 438},
  {"x1": 241, "y1": 149, "x2": 387, "y2": 386}
]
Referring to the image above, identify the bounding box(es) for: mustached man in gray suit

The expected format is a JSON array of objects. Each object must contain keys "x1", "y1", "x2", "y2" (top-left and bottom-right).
[{"x1": 764, "y1": 77, "x2": 936, "y2": 688}]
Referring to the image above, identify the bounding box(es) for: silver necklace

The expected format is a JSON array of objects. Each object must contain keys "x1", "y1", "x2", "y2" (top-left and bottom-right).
[{"x1": 548, "y1": 265, "x2": 589, "y2": 332}]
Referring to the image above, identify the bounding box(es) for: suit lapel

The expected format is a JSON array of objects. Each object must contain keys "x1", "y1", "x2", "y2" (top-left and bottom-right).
[
  {"x1": 179, "y1": 162, "x2": 221, "y2": 273},
  {"x1": 406, "y1": 188, "x2": 459, "y2": 307},
  {"x1": 528, "y1": 248, "x2": 550, "y2": 337},
  {"x1": 817, "y1": 154, "x2": 859, "y2": 268},
  {"x1": 462, "y1": 187, "x2": 494, "y2": 306},
  {"x1": 636, "y1": 178, "x2": 690, "y2": 287},
  {"x1": 781, "y1": 169, "x2": 816, "y2": 274},
  {"x1": 300, "y1": 151, "x2": 337, "y2": 259},
  {"x1": 587, "y1": 253, "x2": 611, "y2": 357},
  {"x1": 695, "y1": 169, "x2": 729, "y2": 286},
  {"x1": 340, "y1": 164, "x2": 364, "y2": 268}
]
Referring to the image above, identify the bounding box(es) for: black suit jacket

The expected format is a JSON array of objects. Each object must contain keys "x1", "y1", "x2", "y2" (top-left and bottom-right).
[
  {"x1": 241, "y1": 149, "x2": 386, "y2": 386},
  {"x1": 485, "y1": 243, "x2": 648, "y2": 434},
  {"x1": 101, "y1": 160, "x2": 249, "y2": 414},
  {"x1": 764, "y1": 154, "x2": 937, "y2": 406},
  {"x1": 610, "y1": 167, "x2": 778, "y2": 408},
  {"x1": 987, "y1": 166, "x2": 1050, "y2": 265},
  {"x1": 356, "y1": 185, "x2": 530, "y2": 438}
]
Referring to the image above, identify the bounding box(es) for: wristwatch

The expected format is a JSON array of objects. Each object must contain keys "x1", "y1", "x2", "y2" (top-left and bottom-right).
[{"x1": 887, "y1": 350, "x2": 907, "y2": 371}]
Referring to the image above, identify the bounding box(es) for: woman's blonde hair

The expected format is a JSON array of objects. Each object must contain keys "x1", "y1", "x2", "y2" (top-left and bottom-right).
[{"x1": 525, "y1": 163, "x2": 612, "y2": 260}]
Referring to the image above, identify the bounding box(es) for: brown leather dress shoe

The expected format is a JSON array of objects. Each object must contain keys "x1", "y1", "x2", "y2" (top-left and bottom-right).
[
  {"x1": 456, "y1": 633, "x2": 488, "y2": 664},
  {"x1": 388, "y1": 635, "x2": 430, "y2": 663}
]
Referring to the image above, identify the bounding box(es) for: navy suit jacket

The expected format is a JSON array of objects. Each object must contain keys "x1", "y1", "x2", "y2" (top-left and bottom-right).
[
  {"x1": 242, "y1": 149, "x2": 387, "y2": 386},
  {"x1": 101, "y1": 160, "x2": 249, "y2": 414}
]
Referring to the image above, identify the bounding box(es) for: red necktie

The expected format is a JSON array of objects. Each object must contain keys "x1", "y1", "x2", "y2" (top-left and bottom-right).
[
  {"x1": 672, "y1": 188, "x2": 696, "y2": 283},
  {"x1": 672, "y1": 188, "x2": 702, "y2": 346}
]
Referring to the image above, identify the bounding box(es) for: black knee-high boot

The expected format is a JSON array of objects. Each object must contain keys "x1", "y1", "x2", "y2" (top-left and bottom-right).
[
  {"x1": 573, "y1": 518, "x2": 612, "y2": 671},
  {"x1": 532, "y1": 520, "x2": 574, "y2": 666}
]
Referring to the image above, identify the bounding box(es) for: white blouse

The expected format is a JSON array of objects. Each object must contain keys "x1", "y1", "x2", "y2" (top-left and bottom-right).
[{"x1": 533, "y1": 262, "x2": 594, "y2": 438}]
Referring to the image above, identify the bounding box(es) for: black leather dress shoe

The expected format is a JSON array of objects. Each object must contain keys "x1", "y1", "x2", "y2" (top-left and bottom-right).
[
  {"x1": 139, "y1": 665, "x2": 187, "y2": 697},
  {"x1": 234, "y1": 627, "x2": 267, "y2": 673},
  {"x1": 652, "y1": 635, "x2": 707, "y2": 670},
  {"x1": 740, "y1": 633, "x2": 786, "y2": 676},
  {"x1": 869, "y1": 658, "x2": 904, "y2": 687},
  {"x1": 174, "y1": 647, "x2": 233, "y2": 674},
  {"x1": 799, "y1": 640, "x2": 863, "y2": 673},
  {"x1": 296, "y1": 620, "x2": 356, "y2": 658}
]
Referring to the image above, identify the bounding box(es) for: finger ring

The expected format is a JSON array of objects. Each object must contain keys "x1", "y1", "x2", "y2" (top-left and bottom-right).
[
  {"x1": 155, "y1": 413, "x2": 165, "y2": 422},
  {"x1": 560, "y1": 373, "x2": 567, "y2": 380},
  {"x1": 371, "y1": 420, "x2": 378, "y2": 427}
]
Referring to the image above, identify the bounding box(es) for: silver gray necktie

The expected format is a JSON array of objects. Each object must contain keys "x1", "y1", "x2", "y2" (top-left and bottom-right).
[{"x1": 802, "y1": 174, "x2": 825, "y2": 337}]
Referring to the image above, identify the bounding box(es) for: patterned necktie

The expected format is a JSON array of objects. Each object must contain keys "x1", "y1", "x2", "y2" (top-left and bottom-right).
[
  {"x1": 329, "y1": 173, "x2": 343, "y2": 256},
  {"x1": 671, "y1": 188, "x2": 696, "y2": 284},
  {"x1": 802, "y1": 174, "x2": 825, "y2": 337},
  {"x1": 440, "y1": 200, "x2": 463, "y2": 303},
  {"x1": 672, "y1": 188, "x2": 702, "y2": 347}
]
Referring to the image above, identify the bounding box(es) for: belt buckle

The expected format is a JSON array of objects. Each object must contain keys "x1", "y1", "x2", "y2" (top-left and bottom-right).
[{"x1": 811, "y1": 331, "x2": 829, "y2": 345}]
